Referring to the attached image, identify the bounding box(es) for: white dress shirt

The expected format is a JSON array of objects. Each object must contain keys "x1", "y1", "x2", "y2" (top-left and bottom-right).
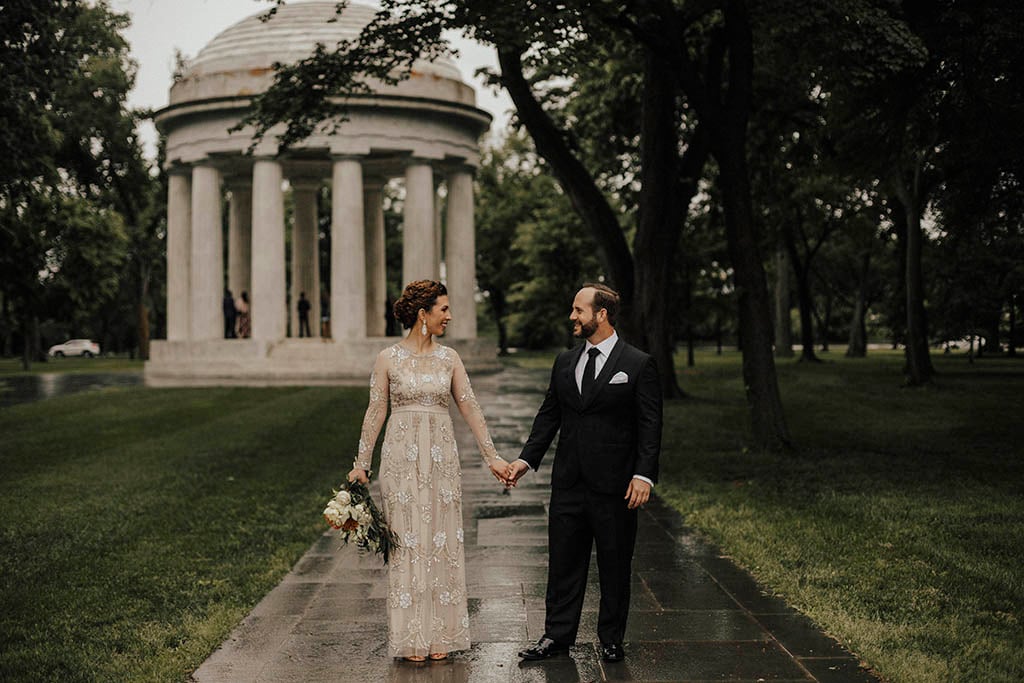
[
  {"x1": 517, "y1": 331, "x2": 653, "y2": 488},
  {"x1": 575, "y1": 331, "x2": 619, "y2": 393}
]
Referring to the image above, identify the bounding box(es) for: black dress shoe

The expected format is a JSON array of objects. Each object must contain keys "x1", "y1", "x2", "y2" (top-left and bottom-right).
[
  {"x1": 518, "y1": 637, "x2": 570, "y2": 660},
  {"x1": 601, "y1": 643, "x2": 625, "y2": 662}
]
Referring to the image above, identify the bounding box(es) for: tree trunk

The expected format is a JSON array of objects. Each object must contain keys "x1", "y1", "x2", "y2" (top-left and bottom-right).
[
  {"x1": 894, "y1": 177, "x2": 934, "y2": 384},
  {"x1": 781, "y1": 220, "x2": 819, "y2": 362},
  {"x1": 497, "y1": 46, "x2": 635, "y2": 304},
  {"x1": 0, "y1": 292, "x2": 11, "y2": 357},
  {"x1": 793, "y1": 268, "x2": 819, "y2": 362},
  {"x1": 846, "y1": 250, "x2": 871, "y2": 357},
  {"x1": 715, "y1": 314, "x2": 723, "y2": 355},
  {"x1": 773, "y1": 245, "x2": 793, "y2": 358},
  {"x1": 22, "y1": 315, "x2": 45, "y2": 369},
  {"x1": 1009, "y1": 294, "x2": 1017, "y2": 357},
  {"x1": 819, "y1": 292, "x2": 832, "y2": 352},
  {"x1": 685, "y1": 266, "x2": 696, "y2": 367},
  {"x1": 847, "y1": 293, "x2": 868, "y2": 357},
  {"x1": 20, "y1": 317, "x2": 31, "y2": 371},
  {"x1": 716, "y1": 137, "x2": 791, "y2": 449},
  {"x1": 670, "y1": 0, "x2": 790, "y2": 447},
  {"x1": 634, "y1": 45, "x2": 686, "y2": 397},
  {"x1": 489, "y1": 289, "x2": 509, "y2": 356},
  {"x1": 984, "y1": 307, "x2": 1002, "y2": 355},
  {"x1": 633, "y1": 47, "x2": 710, "y2": 397},
  {"x1": 137, "y1": 264, "x2": 151, "y2": 361}
]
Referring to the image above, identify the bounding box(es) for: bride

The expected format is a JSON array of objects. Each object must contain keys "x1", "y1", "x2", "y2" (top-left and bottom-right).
[{"x1": 347, "y1": 279, "x2": 510, "y2": 662}]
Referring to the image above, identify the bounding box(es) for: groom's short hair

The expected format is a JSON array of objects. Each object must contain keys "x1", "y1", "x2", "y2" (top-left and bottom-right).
[{"x1": 582, "y1": 282, "x2": 620, "y2": 326}]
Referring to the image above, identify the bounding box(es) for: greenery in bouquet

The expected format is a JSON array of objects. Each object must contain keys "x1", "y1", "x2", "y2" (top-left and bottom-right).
[{"x1": 323, "y1": 479, "x2": 398, "y2": 564}]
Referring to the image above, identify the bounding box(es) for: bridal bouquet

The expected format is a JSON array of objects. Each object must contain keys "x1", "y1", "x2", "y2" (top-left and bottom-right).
[{"x1": 323, "y1": 480, "x2": 398, "y2": 564}]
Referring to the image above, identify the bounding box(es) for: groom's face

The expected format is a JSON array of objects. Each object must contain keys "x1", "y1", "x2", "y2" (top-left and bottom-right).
[{"x1": 570, "y1": 289, "x2": 600, "y2": 339}]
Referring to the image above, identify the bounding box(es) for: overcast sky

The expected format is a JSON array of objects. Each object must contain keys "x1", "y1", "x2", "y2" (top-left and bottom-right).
[{"x1": 111, "y1": 0, "x2": 513, "y2": 160}]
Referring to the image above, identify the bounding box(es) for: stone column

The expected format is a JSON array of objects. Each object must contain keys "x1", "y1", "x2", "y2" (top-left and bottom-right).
[
  {"x1": 227, "y1": 179, "x2": 252, "y2": 305},
  {"x1": 364, "y1": 181, "x2": 387, "y2": 337},
  {"x1": 403, "y1": 160, "x2": 436, "y2": 284},
  {"x1": 166, "y1": 169, "x2": 192, "y2": 341},
  {"x1": 189, "y1": 163, "x2": 223, "y2": 340},
  {"x1": 291, "y1": 178, "x2": 321, "y2": 338},
  {"x1": 445, "y1": 167, "x2": 477, "y2": 339},
  {"x1": 251, "y1": 158, "x2": 287, "y2": 341},
  {"x1": 331, "y1": 157, "x2": 366, "y2": 339},
  {"x1": 434, "y1": 178, "x2": 444, "y2": 281}
]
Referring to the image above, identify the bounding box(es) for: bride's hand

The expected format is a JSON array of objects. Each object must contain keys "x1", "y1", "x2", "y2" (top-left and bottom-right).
[
  {"x1": 347, "y1": 468, "x2": 369, "y2": 484},
  {"x1": 488, "y1": 457, "x2": 512, "y2": 487}
]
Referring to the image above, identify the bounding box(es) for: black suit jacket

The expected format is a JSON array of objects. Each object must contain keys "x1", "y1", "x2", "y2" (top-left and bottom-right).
[{"x1": 519, "y1": 338, "x2": 662, "y2": 495}]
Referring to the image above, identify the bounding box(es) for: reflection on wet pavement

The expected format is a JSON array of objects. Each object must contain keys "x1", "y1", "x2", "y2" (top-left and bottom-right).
[
  {"x1": 0, "y1": 372, "x2": 143, "y2": 408},
  {"x1": 190, "y1": 364, "x2": 880, "y2": 682}
]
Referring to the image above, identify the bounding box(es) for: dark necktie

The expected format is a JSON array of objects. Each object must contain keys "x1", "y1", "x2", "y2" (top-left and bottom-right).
[{"x1": 581, "y1": 347, "x2": 601, "y2": 397}]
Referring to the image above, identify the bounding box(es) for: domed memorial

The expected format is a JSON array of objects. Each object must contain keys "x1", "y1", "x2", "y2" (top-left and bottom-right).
[{"x1": 147, "y1": 1, "x2": 494, "y2": 385}]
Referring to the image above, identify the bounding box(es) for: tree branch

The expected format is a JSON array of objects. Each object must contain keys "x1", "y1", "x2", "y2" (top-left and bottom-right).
[{"x1": 496, "y1": 44, "x2": 635, "y2": 300}]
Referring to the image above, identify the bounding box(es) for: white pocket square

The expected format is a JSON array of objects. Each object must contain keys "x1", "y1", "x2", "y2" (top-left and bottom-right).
[{"x1": 609, "y1": 371, "x2": 629, "y2": 384}]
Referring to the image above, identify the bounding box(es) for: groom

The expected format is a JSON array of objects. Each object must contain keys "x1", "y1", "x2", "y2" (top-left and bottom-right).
[{"x1": 506, "y1": 283, "x2": 662, "y2": 663}]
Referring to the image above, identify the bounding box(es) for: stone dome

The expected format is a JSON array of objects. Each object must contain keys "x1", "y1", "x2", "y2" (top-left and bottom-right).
[{"x1": 169, "y1": 0, "x2": 470, "y2": 106}]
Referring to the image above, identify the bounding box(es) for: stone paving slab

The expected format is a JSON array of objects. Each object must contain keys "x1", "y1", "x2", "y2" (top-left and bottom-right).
[{"x1": 191, "y1": 365, "x2": 880, "y2": 683}]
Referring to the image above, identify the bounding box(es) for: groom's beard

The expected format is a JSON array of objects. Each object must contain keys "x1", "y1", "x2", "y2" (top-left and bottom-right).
[{"x1": 575, "y1": 319, "x2": 598, "y2": 338}]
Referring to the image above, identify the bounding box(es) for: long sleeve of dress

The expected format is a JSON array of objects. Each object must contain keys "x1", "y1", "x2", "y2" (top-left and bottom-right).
[
  {"x1": 450, "y1": 351, "x2": 501, "y2": 465},
  {"x1": 353, "y1": 350, "x2": 390, "y2": 471}
]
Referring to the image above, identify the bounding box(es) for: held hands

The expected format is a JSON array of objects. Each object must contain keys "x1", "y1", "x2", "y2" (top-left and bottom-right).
[
  {"x1": 488, "y1": 457, "x2": 515, "y2": 488},
  {"x1": 491, "y1": 460, "x2": 649, "y2": 508},
  {"x1": 504, "y1": 460, "x2": 529, "y2": 488},
  {"x1": 347, "y1": 468, "x2": 369, "y2": 485}
]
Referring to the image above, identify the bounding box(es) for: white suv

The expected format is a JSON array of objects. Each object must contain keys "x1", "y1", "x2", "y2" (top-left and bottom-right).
[{"x1": 48, "y1": 339, "x2": 101, "y2": 358}]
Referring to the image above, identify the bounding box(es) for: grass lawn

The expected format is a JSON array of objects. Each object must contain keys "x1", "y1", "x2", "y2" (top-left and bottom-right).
[
  {"x1": 655, "y1": 348, "x2": 1024, "y2": 683},
  {"x1": 0, "y1": 356, "x2": 144, "y2": 375},
  {"x1": 0, "y1": 385, "x2": 365, "y2": 683}
]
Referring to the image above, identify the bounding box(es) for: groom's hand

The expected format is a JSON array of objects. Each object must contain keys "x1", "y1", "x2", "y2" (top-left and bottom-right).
[
  {"x1": 505, "y1": 460, "x2": 529, "y2": 487},
  {"x1": 624, "y1": 478, "x2": 651, "y2": 509}
]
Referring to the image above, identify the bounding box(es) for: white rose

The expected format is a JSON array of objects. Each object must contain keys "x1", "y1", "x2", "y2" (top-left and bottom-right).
[{"x1": 335, "y1": 490, "x2": 352, "y2": 505}]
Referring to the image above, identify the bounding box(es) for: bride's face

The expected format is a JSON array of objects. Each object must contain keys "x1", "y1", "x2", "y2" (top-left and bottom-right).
[{"x1": 422, "y1": 295, "x2": 452, "y2": 336}]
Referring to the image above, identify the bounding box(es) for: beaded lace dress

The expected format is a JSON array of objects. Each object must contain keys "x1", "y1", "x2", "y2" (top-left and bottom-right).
[{"x1": 352, "y1": 344, "x2": 500, "y2": 658}]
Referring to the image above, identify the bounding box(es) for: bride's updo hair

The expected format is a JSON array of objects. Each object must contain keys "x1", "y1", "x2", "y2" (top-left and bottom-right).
[{"x1": 393, "y1": 280, "x2": 448, "y2": 329}]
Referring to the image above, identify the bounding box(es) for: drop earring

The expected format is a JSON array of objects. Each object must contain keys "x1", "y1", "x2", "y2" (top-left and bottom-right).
[{"x1": 421, "y1": 320, "x2": 428, "y2": 336}]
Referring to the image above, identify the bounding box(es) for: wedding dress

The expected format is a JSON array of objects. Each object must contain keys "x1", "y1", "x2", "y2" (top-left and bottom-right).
[{"x1": 353, "y1": 343, "x2": 500, "y2": 658}]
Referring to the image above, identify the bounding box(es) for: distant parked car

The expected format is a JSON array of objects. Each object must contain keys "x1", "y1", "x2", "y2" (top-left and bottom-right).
[{"x1": 48, "y1": 339, "x2": 100, "y2": 358}]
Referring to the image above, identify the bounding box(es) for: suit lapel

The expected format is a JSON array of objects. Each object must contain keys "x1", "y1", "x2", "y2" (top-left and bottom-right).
[
  {"x1": 563, "y1": 345, "x2": 586, "y2": 409},
  {"x1": 582, "y1": 338, "x2": 624, "y2": 410}
]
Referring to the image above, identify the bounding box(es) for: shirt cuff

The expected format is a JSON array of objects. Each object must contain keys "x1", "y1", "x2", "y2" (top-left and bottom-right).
[
  {"x1": 514, "y1": 458, "x2": 534, "y2": 472},
  {"x1": 632, "y1": 475, "x2": 654, "y2": 487}
]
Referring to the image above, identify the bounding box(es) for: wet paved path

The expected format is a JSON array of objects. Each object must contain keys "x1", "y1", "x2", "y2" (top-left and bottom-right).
[{"x1": 192, "y1": 365, "x2": 880, "y2": 682}]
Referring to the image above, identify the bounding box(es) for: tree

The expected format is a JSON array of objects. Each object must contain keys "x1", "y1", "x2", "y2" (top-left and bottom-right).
[
  {"x1": 0, "y1": 0, "x2": 157, "y2": 365},
  {"x1": 800, "y1": 0, "x2": 1024, "y2": 382},
  {"x1": 1, "y1": 0, "x2": 84, "y2": 366},
  {"x1": 475, "y1": 130, "x2": 606, "y2": 350},
  {"x1": 475, "y1": 132, "x2": 542, "y2": 354},
  {"x1": 242, "y1": 0, "x2": 800, "y2": 448}
]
